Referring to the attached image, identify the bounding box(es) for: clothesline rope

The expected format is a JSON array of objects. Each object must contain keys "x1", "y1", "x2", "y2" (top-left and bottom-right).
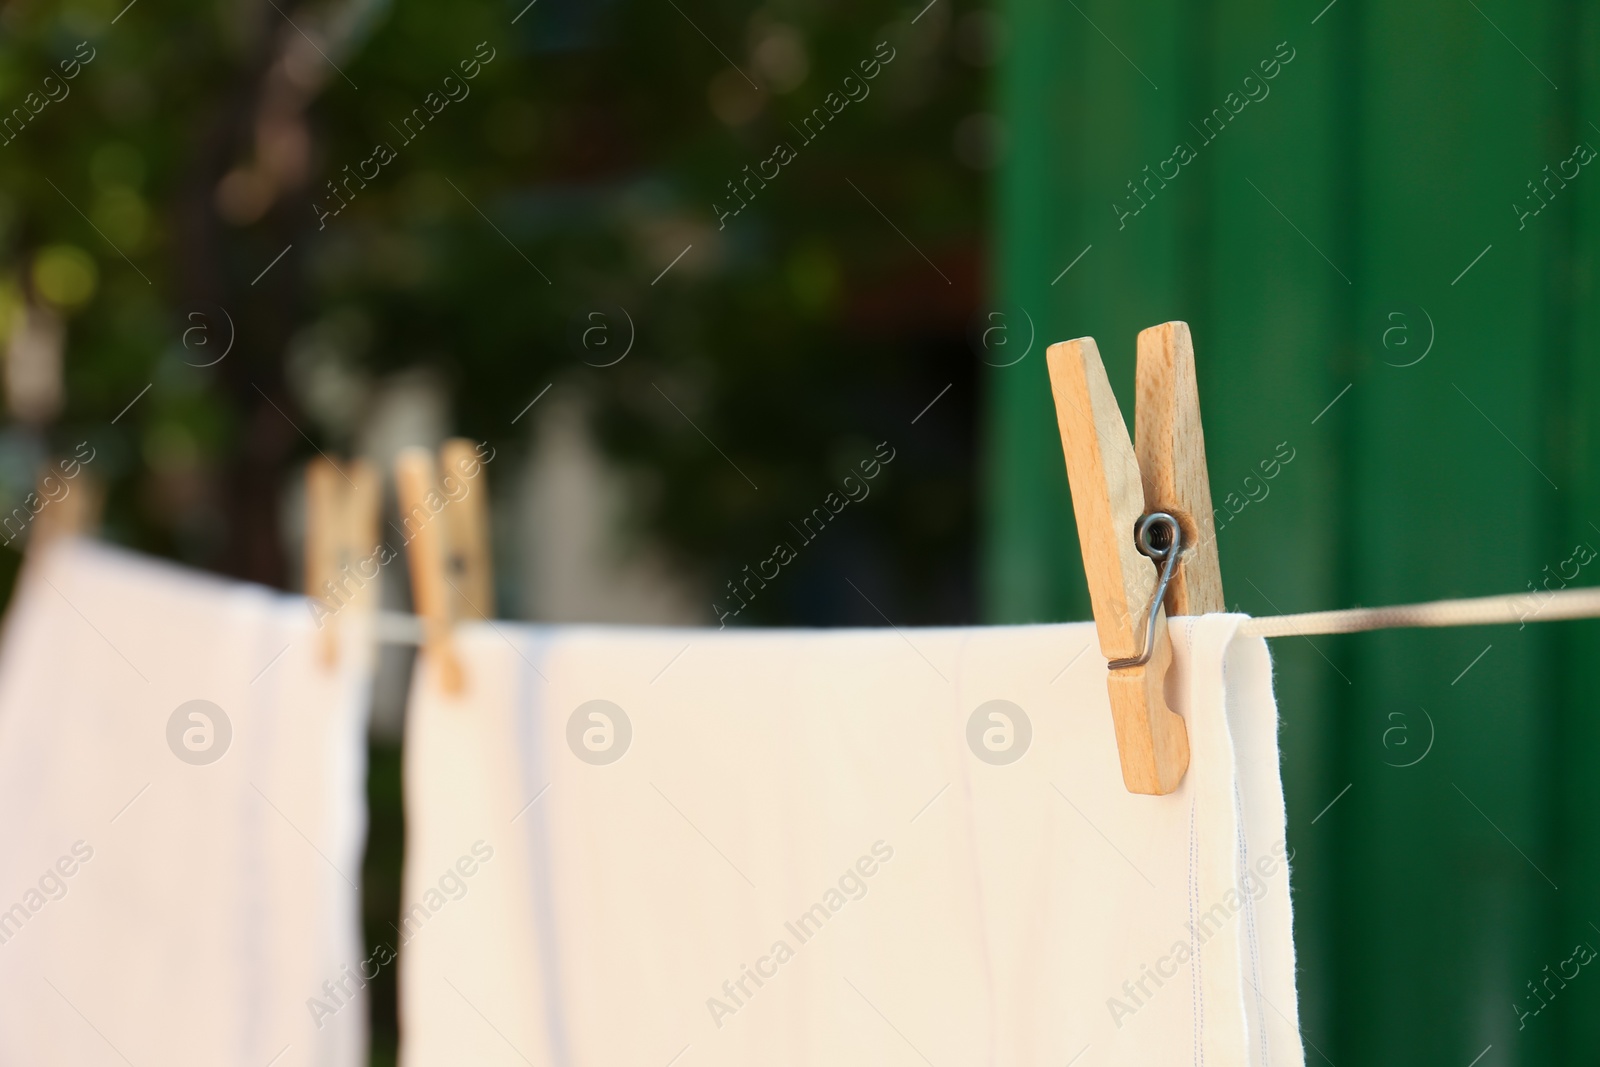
[
  {"x1": 357, "y1": 586, "x2": 1600, "y2": 645},
  {"x1": 1236, "y1": 585, "x2": 1600, "y2": 637},
  {"x1": 374, "y1": 611, "x2": 426, "y2": 645}
]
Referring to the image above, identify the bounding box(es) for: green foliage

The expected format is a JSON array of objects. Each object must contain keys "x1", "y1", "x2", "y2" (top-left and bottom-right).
[{"x1": 0, "y1": 0, "x2": 988, "y2": 623}]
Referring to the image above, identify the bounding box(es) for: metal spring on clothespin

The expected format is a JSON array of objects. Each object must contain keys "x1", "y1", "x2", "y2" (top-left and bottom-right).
[{"x1": 1108, "y1": 512, "x2": 1183, "y2": 671}]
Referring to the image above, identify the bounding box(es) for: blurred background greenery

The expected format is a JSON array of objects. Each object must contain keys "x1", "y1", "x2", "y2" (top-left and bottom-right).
[{"x1": 1, "y1": 0, "x2": 1597, "y2": 1062}]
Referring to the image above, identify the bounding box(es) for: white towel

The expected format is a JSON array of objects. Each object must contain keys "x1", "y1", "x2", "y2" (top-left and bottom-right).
[
  {"x1": 0, "y1": 539, "x2": 372, "y2": 1067},
  {"x1": 399, "y1": 615, "x2": 1302, "y2": 1066}
]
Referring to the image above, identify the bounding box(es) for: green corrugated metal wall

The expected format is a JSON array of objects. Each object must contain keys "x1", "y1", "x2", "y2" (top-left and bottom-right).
[{"x1": 988, "y1": 0, "x2": 1600, "y2": 1060}]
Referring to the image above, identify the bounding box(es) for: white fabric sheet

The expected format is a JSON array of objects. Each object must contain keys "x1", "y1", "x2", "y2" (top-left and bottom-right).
[
  {"x1": 0, "y1": 539, "x2": 372, "y2": 1067},
  {"x1": 399, "y1": 615, "x2": 1302, "y2": 1066}
]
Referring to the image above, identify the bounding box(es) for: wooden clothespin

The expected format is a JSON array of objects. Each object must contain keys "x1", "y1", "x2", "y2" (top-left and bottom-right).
[
  {"x1": 395, "y1": 447, "x2": 465, "y2": 695},
  {"x1": 439, "y1": 438, "x2": 494, "y2": 623},
  {"x1": 304, "y1": 457, "x2": 381, "y2": 667},
  {"x1": 28, "y1": 455, "x2": 102, "y2": 551},
  {"x1": 1047, "y1": 321, "x2": 1224, "y2": 795}
]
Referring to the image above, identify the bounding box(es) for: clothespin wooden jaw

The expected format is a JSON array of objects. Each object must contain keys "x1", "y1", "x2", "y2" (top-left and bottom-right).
[
  {"x1": 1134, "y1": 322, "x2": 1224, "y2": 617},
  {"x1": 395, "y1": 447, "x2": 467, "y2": 696},
  {"x1": 305, "y1": 459, "x2": 341, "y2": 666},
  {"x1": 1047, "y1": 321, "x2": 1223, "y2": 795},
  {"x1": 305, "y1": 457, "x2": 381, "y2": 668},
  {"x1": 439, "y1": 438, "x2": 495, "y2": 624},
  {"x1": 28, "y1": 456, "x2": 102, "y2": 551}
]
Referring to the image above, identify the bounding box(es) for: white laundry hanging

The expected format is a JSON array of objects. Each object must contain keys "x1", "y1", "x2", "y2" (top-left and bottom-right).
[
  {"x1": 0, "y1": 539, "x2": 373, "y2": 1067},
  {"x1": 398, "y1": 614, "x2": 1302, "y2": 1067}
]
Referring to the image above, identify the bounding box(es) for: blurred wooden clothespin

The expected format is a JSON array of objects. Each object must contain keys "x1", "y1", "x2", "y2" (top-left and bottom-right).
[
  {"x1": 1047, "y1": 321, "x2": 1224, "y2": 795},
  {"x1": 304, "y1": 457, "x2": 381, "y2": 668},
  {"x1": 395, "y1": 438, "x2": 493, "y2": 697},
  {"x1": 27, "y1": 451, "x2": 102, "y2": 551}
]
